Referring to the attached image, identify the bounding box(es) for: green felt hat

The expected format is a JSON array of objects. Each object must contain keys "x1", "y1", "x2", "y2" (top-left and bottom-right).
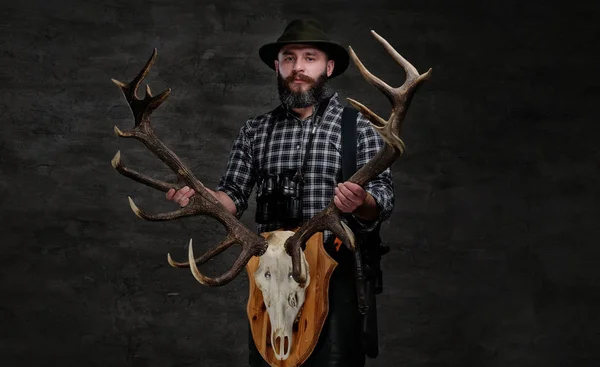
[{"x1": 259, "y1": 19, "x2": 350, "y2": 78}]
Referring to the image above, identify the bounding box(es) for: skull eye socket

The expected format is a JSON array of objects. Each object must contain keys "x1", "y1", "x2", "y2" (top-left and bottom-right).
[{"x1": 265, "y1": 270, "x2": 271, "y2": 279}]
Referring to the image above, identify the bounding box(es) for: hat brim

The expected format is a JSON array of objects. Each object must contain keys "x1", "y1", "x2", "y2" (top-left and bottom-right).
[{"x1": 259, "y1": 40, "x2": 349, "y2": 78}]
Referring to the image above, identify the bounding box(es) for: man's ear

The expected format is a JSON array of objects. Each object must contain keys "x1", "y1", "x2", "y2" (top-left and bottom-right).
[
  {"x1": 326, "y1": 59, "x2": 335, "y2": 77},
  {"x1": 274, "y1": 60, "x2": 279, "y2": 74}
]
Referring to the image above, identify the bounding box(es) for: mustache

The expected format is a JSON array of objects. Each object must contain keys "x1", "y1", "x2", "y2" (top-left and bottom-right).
[{"x1": 284, "y1": 73, "x2": 315, "y2": 84}]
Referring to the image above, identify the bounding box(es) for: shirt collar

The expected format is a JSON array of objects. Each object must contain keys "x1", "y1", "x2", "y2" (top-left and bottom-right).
[{"x1": 276, "y1": 92, "x2": 340, "y2": 121}]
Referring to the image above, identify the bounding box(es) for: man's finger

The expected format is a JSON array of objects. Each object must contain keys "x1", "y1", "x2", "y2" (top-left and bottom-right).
[
  {"x1": 173, "y1": 186, "x2": 190, "y2": 201},
  {"x1": 184, "y1": 189, "x2": 195, "y2": 199},
  {"x1": 337, "y1": 183, "x2": 356, "y2": 200},
  {"x1": 335, "y1": 187, "x2": 349, "y2": 202},
  {"x1": 166, "y1": 188, "x2": 175, "y2": 200},
  {"x1": 338, "y1": 184, "x2": 362, "y2": 205},
  {"x1": 343, "y1": 182, "x2": 365, "y2": 196},
  {"x1": 334, "y1": 195, "x2": 351, "y2": 213},
  {"x1": 335, "y1": 189, "x2": 356, "y2": 212}
]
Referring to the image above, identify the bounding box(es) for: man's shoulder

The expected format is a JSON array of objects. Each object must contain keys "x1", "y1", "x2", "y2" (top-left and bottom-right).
[
  {"x1": 320, "y1": 93, "x2": 344, "y2": 125},
  {"x1": 324, "y1": 94, "x2": 370, "y2": 129},
  {"x1": 242, "y1": 105, "x2": 282, "y2": 130},
  {"x1": 338, "y1": 104, "x2": 384, "y2": 141},
  {"x1": 356, "y1": 111, "x2": 375, "y2": 130}
]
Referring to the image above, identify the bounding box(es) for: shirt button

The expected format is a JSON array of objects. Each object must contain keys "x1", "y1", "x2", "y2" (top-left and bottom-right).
[{"x1": 296, "y1": 144, "x2": 301, "y2": 150}]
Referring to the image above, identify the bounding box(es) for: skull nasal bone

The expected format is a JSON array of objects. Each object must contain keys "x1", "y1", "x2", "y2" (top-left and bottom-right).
[{"x1": 274, "y1": 335, "x2": 290, "y2": 359}]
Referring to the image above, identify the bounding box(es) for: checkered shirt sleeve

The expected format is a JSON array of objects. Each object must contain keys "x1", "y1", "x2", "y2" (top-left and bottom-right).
[
  {"x1": 215, "y1": 118, "x2": 259, "y2": 219},
  {"x1": 352, "y1": 113, "x2": 395, "y2": 232}
]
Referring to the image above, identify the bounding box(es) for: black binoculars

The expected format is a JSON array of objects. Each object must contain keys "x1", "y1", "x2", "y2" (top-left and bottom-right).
[{"x1": 255, "y1": 169, "x2": 303, "y2": 226}]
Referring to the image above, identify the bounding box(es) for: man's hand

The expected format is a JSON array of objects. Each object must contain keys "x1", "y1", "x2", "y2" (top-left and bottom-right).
[
  {"x1": 334, "y1": 182, "x2": 367, "y2": 213},
  {"x1": 166, "y1": 186, "x2": 195, "y2": 207},
  {"x1": 166, "y1": 186, "x2": 237, "y2": 216},
  {"x1": 334, "y1": 182, "x2": 380, "y2": 222}
]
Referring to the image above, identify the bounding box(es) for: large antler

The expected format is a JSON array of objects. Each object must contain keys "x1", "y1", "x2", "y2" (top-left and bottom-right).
[
  {"x1": 285, "y1": 30, "x2": 432, "y2": 285},
  {"x1": 111, "y1": 49, "x2": 267, "y2": 287}
]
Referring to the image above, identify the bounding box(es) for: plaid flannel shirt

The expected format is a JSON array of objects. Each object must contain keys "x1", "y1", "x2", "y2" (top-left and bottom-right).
[{"x1": 216, "y1": 92, "x2": 394, "y2": 244}]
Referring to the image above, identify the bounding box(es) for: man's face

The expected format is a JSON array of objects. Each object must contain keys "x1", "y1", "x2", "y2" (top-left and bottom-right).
[{"x1": 275, "y1": 44, "x2": 335, "y2": 109}]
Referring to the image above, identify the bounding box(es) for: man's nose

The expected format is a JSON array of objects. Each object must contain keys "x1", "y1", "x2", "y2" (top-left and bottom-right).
[{"x1": 292, "y1": 59, "x2": 305, "y2": 73}]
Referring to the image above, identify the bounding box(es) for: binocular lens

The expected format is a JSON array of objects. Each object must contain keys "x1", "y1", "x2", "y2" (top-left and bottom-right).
[
  {"x1": 279, "y1": 175, "x2": 299, "y2": 197},
  {"x1": 262, "y1": 174, "x2": 278, "y2": 195},
  {"x1": 282, "y1": 197, "x2": 302, "y2": 223},
  {"x1": 255, "y1": 170, "x2": 303, "y2": 225},
  {"x1": 255, "y1": 200, "x2": 278, "y2": 223}
]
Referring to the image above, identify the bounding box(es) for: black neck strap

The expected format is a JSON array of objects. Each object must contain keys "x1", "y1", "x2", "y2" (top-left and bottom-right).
[{"x1": 341, "y1": 107, "x2": 359, "y2": 181}]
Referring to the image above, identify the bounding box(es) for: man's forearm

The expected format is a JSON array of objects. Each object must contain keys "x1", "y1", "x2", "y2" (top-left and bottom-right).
[
  {"x1": 352, "y1": 193, "x2": 379, "y2": 222},
  {"x1": 205, "y1": 188, "x2": 237, "y2": 216},
  {"x1": 216, "y1": 191, "x2": 237, "y2": 216}
]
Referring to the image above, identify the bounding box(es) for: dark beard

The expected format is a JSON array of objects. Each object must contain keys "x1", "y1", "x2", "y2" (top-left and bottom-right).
[{"x1": 277, "y1": 71, "x2": 329, "y2": 109}]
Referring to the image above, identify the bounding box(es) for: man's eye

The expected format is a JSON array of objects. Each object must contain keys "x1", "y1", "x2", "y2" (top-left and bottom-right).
[{"x1": 307, "y1": 57, "x2": 315, "y2": 61}]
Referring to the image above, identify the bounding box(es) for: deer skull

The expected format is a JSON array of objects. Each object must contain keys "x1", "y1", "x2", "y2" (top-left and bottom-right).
[{"x1": 254, "y1": 230, "x2": 310, "y2": 360}]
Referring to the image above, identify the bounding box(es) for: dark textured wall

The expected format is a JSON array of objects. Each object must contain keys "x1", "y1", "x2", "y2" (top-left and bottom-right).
[{"x1": 1, "y1": 0, "x2": 598, "y2": 366}]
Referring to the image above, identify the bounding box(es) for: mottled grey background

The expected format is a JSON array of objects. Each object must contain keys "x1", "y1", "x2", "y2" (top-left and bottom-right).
[{"x1": 1, "y1": 0, "x2": 599, "y2": 366}]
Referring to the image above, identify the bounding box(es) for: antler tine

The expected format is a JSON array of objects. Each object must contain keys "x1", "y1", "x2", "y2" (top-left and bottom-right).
[
  {"x1": 130, "y1": 48, "x2": 156, "y2": 98},
  {"x1": 188, "y1": 239, "x2": 257, "y2": 286},
  {"x1": 285, "y1": 205, "x2": 356, "y2": 285},
  {"x1": 369, "y1": 30, "x2": 419, "y2": 85},
  {"x1": 344, "y1": 99, "x2": 388, "y2": 129},
  {"x1": 347, "y1": 45, "x2": 396, "y2": 108},
  {"x1": 167, "y1": 236, "x2": 236, "y2": 268},
  {"x1": 111, "y1": 48, "x2": 157, "y2": 103},
  {"x1": 370, "y1": 30, "x2": 433, "y2": 95},
  {"x1": 127, "y1": 196, "x2": 204, "y2": 221},
  {"x1": 284, "y1": 32, "x2": 432, "y2": 285},
  {"x1": 112, "y1": 49, "x2": 268, "y2": 287},
  {"x1": 112, "y1": 150, "x2": 177, "y2": 192}
]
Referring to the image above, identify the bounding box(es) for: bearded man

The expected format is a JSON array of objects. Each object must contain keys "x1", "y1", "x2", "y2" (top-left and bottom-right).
[{"x1": 167, "y1": 19, "x2": 394, "y2": 367}]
